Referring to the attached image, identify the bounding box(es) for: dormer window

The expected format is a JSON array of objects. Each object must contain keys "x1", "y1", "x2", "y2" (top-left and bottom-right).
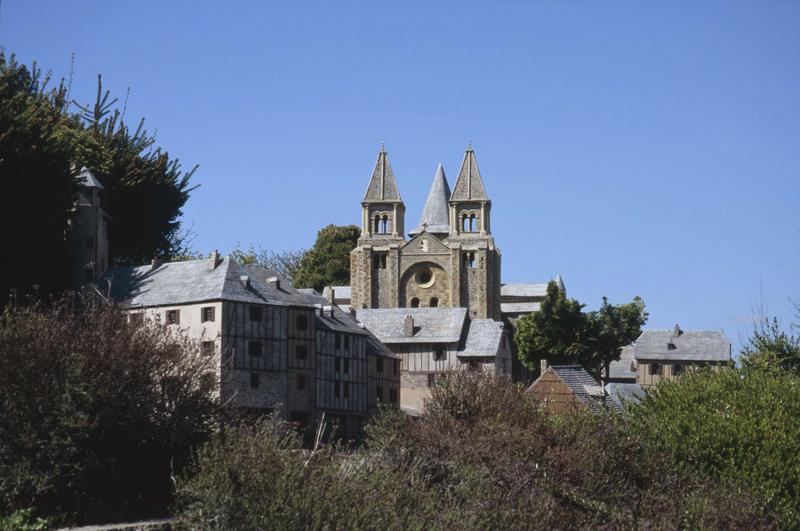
[{"x1": 667, "y1": 342, "x2": 677, "y2": 350}]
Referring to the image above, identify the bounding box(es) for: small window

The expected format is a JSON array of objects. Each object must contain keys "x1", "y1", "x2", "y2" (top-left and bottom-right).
[
  {"x1": 344, "y1": 358, "x2": 350, "y2": 374},
  {"x1": 166, "y1": 310, "x2": 180, "y2": 325},
  {"x1": 464, "y1": 252, "x2": 476, "y2": 269},
  {"x1": 649, "y1": 363, "x2": 661, "y2": 376},
  {"x1": 429, "y1": 297, "x2": 439, "y2": 308},
  {"x1": 410, "y1": 297, "x2": 420, "y2": 308},
  {"x1": 376, "y1": 385, "x2": 383, "y2": 402},
  {"x1": 376, "y1": 357, "x2": 384, "y2": 373},
  {"x1": 373, "y1": 253, "x2": 387, "y2": 270},
  {"x1": 335, "y1": 357, "x2": 341, "y2": 373},
  {"x1": 427, "y1": 373, "x2": 436, "y2": 388},
  {"x1": 296, "y1": 374, "x2": 306, "y2": 390},
  {"x1": 201, "y1": 341, "x2": 215, "y2": 356},
  {"x1": 250, "y1": 371, "x2": 259, "y2": 389},
  {"x1": 667, "y1": 342, "x2": 676, "y2": 350},
  {"x1": 335, "y1": 333, "x2": 341, "y2": 349},
  {"x1": 389, "y1": 388, "x2": 397, "y2": 404},
  {"x1": 248, "y1": 340, "x2": 263, "y2": 357},
  {"x1": 249, "y1": 306, "x2": 263, "y2": 321},
  {"x1": 433, "y1": 345, "x2": 446, "y2": 361},
  {"x1": 295, "y1": 344, "x2": 308, "y2": 360},
  {"x1": 201, "y1": 306, "x2": 215, "y2": 323},
  {"x1": 468, "y1": 361, "x2": 480, "y2": 372},
  {"x1": 673, "y1": 363, "x2": 684, "y2": 376},
  {"x1": 296, "y1": 314, "x2": 308, "y2": 331},
  {"x1": 129, "y1": 313, "x2": 144, "y2": 326},
  {"x1": 344, "y1": 382, "x2": 350, "y2": 400}
]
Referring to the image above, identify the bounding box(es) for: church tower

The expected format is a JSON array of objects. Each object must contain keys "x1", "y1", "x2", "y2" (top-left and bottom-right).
[
  {"x1": 351, "y1": 145, "x2": 406, "y2": 309},
  {"x1": 447, "y1": 143, "x2": 501, "y2": 320}
]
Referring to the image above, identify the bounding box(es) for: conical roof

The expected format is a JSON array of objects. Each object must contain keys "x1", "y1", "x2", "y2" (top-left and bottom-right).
[
  {"x1": 363, "y1": 144, "x2": 402, "y2": 202},
  {"x1": 411, "y1": 163, "x2": 451, "y2": 235},
  {"x1": 77, "y1": 166, "x2": 104, "y2": 189},
  {"x1": 450, "y1": 142, "x2": 487, "y2": 201}
]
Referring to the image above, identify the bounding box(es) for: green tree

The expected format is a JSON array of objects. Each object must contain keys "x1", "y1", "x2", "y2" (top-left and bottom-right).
[
  {"x1": 293, "y1": 224, "x2": 360, "y2": 292},
  {"x1": 229, "y1": 243, "x2": 306, "y2": 284},
  {"x1": 628, "y1": 368, "x2": 800, "y2": 528},
  {"x1": 740, "y1": 315, "x2": 800, "y2": 374},
  {"x1": 514, "y1": 281, "x2": 647, "y2": 377},
  {"x1": 0, "y1": 52, "x2": 79, "y2": 301}
]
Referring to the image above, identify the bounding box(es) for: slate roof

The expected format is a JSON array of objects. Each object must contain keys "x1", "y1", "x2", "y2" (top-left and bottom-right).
[
  {"x1": 459, "y1": 319, "x2": 505, "y2": 357},
  {"x1": 411, "y1": 163, "x2": 452, "y2": 235},
  {"x1": 103, "y1": 257, "x2": 314, "y2": 308},
  {"x1": 604, "y1": 383, "x2": 644, "y2": 413},
  {"x1": 549, "y1": 365, "x2": 606, "y2": 414},
  {"x1": 501, "y1": 283, "x2": 548, "y2": 299},
  {"x1": 450, "y1": 143, "x2": 488, "y2": 201},
  {"x1": 363, "y1": 146, "x2": 402, "y2": 202},
  {"x1": 77, "y1": 166, "x2": 104, "y2": 189},
  {"x1": 322, "y1": 285, "x2": 351, "y2": 302},
  {"x1": 634, "y1": 327, "x2": 731, "y2": 362},
  {"x1": 500, "y1": 302, "x2": 541, "y2": 315},
  {"x1": 355, "y1": 307, "x2": 467, "y2": 344},
  {"x1": 608, "y1": 345, "x2": 637, "y2": 381}
]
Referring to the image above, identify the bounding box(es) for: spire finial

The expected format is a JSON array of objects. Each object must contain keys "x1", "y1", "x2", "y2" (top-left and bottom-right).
[
  {"x1": 380, "y1": 142, "x2": 386, "y2": 153},
  {"x1": 466, "y1": 140, "x2": 473, "y2": 151}
]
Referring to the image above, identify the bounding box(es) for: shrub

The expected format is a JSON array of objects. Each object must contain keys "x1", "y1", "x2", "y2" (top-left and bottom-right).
[{"x1": 0, "y1": 297, "x2": 219, "y2": 525}]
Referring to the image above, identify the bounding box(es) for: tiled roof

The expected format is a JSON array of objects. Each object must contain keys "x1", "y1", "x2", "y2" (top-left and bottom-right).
[
  {"x1": 634, "y1": 328, "x2": 731, "y2": 362},
  {"x1": 460, "y1": 319, "x2": 505, "y2": 357},
  {"x1": 604, "y1": 383, "x2": 644, "y2": 413},
  {"x1": 355, "y1": 307, "x2": 467, "y2": 344},
  {"x1": 550, "y1": 365, "x2": 606, "y2": 414},
  {"x1": 500, "y1": 302, "x2": 541, "y2": 315},
  {"x1": 410, "y1": 163, "x2": 451, "y2": 235},
  {"x1": 609, "y1": 345, "x2": 637, "y2": 380}
]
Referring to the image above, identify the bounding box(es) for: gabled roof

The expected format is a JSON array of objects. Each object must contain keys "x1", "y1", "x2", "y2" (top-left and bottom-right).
[
  {"x1": 609, "y1": 345, "x2": 637, "y2": 380},
  {"x1": 77, "y1": 167, "x2": 104, "y2": 189},
  {"x1": 103, "y1": 257, "x2": 314, "y2": 308},
  {"x1": 355, "y1": 307, "x2": 467, "y2": 344},
  {"x1": 604, "y1": 383, "x2": 644, "y2": 413},
  {"x1": 411, "y1": 163, "x2": 451, "y2": 235},
  {"x1": 460, "y1": 319, "x2": 505, "y2": 357},
  {"x1": 450, "y1": 143, "x2": 488, "y2": 201},
  {"x1": 634, "y1": 327, "x2": 731, "y2": 362},
  {"x1": 548, "y1": 365, "x2": 606, "y2": 414},
  {"x1": 363, "y1": 145, "x2": 402, "y2": 202}
]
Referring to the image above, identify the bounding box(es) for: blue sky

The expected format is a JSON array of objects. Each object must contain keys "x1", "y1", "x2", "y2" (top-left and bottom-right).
[{"x1": 2, "y1": 1, "x2": 798, "y2": 351}]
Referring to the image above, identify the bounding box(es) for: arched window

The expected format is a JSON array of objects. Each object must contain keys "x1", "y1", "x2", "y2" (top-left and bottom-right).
[
  {"x1": 461, "y1": 214, "x2": 469, "y2": 232},
  {"x1": 373, "y1": 216, "x2": 381, "y2": 233},
  {"x1": 469, "y1": 213, "x2": 476, "y2": 232},
  {"x1": 410, "y1": 297, "x2": 420, "y2": 308},
  {"x1": 463, "y1": 252, "x2": 476, "y2": 269},
  {"x1": 383, "y1": 215, "x2": 391, "y2": 234},
  {"x1": 429, "y1": 297, "x2": 439, "y2": 308}
]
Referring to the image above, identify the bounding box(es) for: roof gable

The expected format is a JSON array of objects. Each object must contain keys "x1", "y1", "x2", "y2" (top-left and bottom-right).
[
  {"x1": 450, "y1": 143, "x2": 488, "y2": 201},
  {"x1": 363, "y1": 145, "x2": 402, "y2": 202},
  {"x1": 402, "y1": 230, "x2": 451, "y2": 255}
]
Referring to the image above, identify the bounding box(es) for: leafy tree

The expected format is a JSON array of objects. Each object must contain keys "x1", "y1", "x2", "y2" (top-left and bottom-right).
[
  {"x1": 514, "y1": 281, "x2": 647, "y2": 377},
  {"x1": 0, "y1": 52, "x2": 79, "y2": 301},
  {"x1": 293, "y1": 224, "x2": 360, "y2": 292},
  {"x1": 0, "y1": 297, "x2": 218, "y2": 525},
  {"x1": 229, "y1": 243, "x2": 306, "y2": 284},
  {"x1": 740, "y1": 315, "x2": 800, "y2": 374},
  {"x1": 628, "y1": 368, "x2": 800, "y2": 528}
]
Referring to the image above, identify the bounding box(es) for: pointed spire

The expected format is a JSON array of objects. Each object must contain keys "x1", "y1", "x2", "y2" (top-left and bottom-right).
[
  {"x1": 363, "y1": 145, "x2": 401, "y2": 202},
  {"x1": 77, "y1": 166, "x2": 104, "y2": 189},
  {"x1": 450, "y1": 143, "x2": 487, "y2": 201},
  {"x1": 411, "y1": 163, "x2": 451, "y2": 235}
]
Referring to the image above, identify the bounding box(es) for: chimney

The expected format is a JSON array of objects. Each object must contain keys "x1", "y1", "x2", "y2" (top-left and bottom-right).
[
  {"x1": 323, "y1": 305, "x2": 334, "y2": 318},
  {"x1": 210, "y1": 249, "x2": 222, "y2": 270},
  {"x1": 240, "y1": 275, "x2": 250, "y2": 288},
  {"x1": 403, "y1": 315, "x2": 414, "y2": 337},
  {"x1": 673, "y1": 323, "x2": 682, "y2": 337},
  {"x1": 266, "y1": 276, "x2": 280, "y2": 290},
  {"x1": 540, "y1": 359, "x2": 549, "y2": 373},
  {"x1": 151, "y1": 257, "x2": 162, "y2": 271},
  {"x1": 326, "y1": 287, "x2": 335, "y2": 305}
]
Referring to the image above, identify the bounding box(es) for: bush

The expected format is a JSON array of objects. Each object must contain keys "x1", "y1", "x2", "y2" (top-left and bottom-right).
[
  {"x1": 177, "y1": 372, "x2": 771, "y2": 529},
  {"x1": 628, "y1": 367, "x2": 800, "y2": 528},
  {"x1": 0, "y1": 297, "x2": 219, "y2": 525}
]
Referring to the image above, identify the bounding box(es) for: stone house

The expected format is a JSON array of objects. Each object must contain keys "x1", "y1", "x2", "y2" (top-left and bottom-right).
[
  {"x1": 632, "y1": 325, "x2": 732, "y2": 387},
  {"x1": 102, "y1": 253, "x2": 398, "y2": 437}
]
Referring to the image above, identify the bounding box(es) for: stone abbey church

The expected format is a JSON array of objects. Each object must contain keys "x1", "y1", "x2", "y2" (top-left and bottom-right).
[{"x1": 336, "y1": 144, "x2": 559, "y2": 411}]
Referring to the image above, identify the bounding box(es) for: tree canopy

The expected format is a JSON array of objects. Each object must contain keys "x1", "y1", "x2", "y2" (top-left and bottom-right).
[
  {"x1": 0, "y1": 52, "x2": 196, "y2": 303},
  {"x1": 514, "y1": 281, "x2": 647, "y2": 377},
  {"x1": 293, "y1": 224, "x2": 360, "y2": 292},
  {"x1": 229, "y1": 243, "x2": 306, "y2": 284}
]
